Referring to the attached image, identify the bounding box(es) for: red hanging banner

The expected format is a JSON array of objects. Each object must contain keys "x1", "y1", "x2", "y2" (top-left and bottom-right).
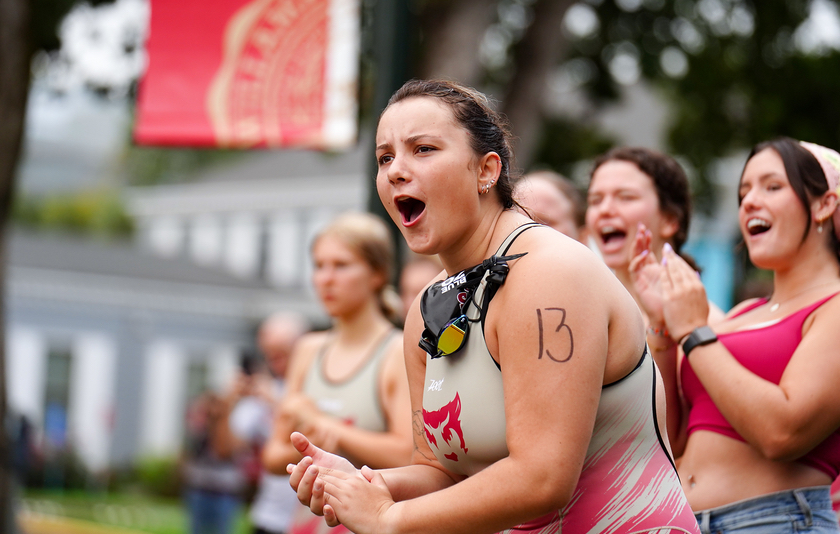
[{"x1": 134, "y1": 0, "x2": 360, "y2": 149}]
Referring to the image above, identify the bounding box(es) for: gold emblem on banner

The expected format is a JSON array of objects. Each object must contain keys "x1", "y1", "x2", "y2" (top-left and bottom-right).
[{"x1": 208, "y1": 0, "x2": 328, "y2": 148}]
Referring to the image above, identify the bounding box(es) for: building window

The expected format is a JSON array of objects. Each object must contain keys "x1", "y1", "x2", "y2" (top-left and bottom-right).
[
  {"x1": 43, "y1": 346, "x2": 72, "y2": 451},
  {"x1": 43, "y1": 344, "x2": 72, "y2": 488},
  {"x1": 185, "y1": 358, "x2": 209, "y2": 406}
]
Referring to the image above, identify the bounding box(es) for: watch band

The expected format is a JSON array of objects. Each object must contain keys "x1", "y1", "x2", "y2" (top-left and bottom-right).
[{"x1": 681, "y1": 325, "x2": 718, "y2": 358}]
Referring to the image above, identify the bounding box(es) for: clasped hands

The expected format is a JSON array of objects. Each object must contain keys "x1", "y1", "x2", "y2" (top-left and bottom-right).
[
  {"x1": 286, "y1": 431, "x2": 396, "y2": 533},
  {"x1": 629, "y1": 223, "x2": 710, "y2": 343}
]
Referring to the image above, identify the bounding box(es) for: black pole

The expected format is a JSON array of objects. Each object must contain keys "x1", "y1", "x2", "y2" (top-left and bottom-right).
[
  {"x1": 0, "y1": 0, "x2": 31, "y2": 530},
  {"x1": 366, "y1": 0, "x2": 413, "y2": 275}
]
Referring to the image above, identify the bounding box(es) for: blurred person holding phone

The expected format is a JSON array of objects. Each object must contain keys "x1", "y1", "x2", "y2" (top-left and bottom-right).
[
  {"x1": 228, "y1": 313, "x2": 308, "y2": 534},
  {"x1": 183, "y1": 390, "x2": 247, "y2": 534}
]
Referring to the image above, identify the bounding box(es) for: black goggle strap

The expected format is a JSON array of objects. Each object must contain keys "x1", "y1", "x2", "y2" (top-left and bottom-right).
[
  {"x1": 465, "y1": 252, "x2": 527, "y2": 321},
  {"x1": 475, "y1": 222, "x2": 540, "y2": 323}
]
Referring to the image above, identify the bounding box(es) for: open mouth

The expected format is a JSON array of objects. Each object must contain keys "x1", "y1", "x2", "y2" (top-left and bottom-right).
[
  {"x1": 600, "y1": 225, "x2": 627, "y2": 245},
  {"x1": 397, "y1": 197, "x2": 426, "y2": 225},
  {"x1": 746, "y1": 217, "x2": 771, "y2": 236}
]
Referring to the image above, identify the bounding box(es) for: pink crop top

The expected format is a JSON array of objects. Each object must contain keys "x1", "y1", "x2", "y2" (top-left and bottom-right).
[{"x1": 681, "y1": 292, "x2": 840, "y2": 479}]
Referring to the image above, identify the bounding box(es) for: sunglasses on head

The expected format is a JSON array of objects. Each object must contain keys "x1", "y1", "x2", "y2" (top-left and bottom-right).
[{"x1": 434, "y1": 314, "x2": 470, "y2": 358}]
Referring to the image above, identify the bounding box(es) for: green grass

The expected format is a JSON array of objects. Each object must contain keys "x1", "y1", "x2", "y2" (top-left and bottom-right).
[{"x1": 21, "y1": 489, "x2": 252, "y2": 534}]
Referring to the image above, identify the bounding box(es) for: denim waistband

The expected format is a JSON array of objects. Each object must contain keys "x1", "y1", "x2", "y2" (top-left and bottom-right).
[{"x1": 694, "y1": 486, "x2": 836, "y2": 534}]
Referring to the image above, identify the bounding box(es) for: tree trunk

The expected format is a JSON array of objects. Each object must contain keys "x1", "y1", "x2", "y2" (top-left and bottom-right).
[
  {"x1": 501, "y1": 0, "x2": 574, "y2": 171},
  {"x1": 418, "y1": 0, "x2": 497, "y2": 86},
  {"x1": 0, "y1": 0, "x2": 31, "y2": 529}
]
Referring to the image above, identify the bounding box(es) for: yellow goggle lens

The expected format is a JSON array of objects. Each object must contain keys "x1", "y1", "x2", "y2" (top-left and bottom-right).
[{"x1": 437, "y1": 315, "x2": 469, "y2": 356}]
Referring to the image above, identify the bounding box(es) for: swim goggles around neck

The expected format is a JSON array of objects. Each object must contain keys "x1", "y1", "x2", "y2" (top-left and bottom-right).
[{"x1": 419, "y1": 252, "x2": 526, "y2": 359}]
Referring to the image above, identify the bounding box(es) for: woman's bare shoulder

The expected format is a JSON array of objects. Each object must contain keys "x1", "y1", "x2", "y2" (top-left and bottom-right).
[
  {"x1": 285, "y1": 330, "x2": 329, "y2": 386},
  {"x1": 491, "y1": 228, "x2": 628, "y2": 333},
  {"x1": 507, "y1": 226, "x2": 617, "y2": 285},
  {"x1": 296, "y1": 330, "x2": 330, "y2": 352},
  {"x1": 807, "y1": 290, "x2": 840, "y2": 325},
  {"x1": 502, "y1": 226, "x2": 642, "y2": 337}
]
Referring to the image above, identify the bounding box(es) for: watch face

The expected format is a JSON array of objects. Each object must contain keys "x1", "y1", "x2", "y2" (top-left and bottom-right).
[
  {"x1": 695, "y1": 326, "x2": 717, "y2": 343},
  {"x1": 683, "y1": 326, "x2": 717, "y2": 357}
]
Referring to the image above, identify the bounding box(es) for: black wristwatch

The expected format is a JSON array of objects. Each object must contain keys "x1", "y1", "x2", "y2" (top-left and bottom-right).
[{"x1": 681, "y1": 326, "x2": 718, "y2": 358}]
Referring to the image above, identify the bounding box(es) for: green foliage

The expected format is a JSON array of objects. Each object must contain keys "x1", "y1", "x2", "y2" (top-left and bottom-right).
[
  {"x1": 12, "y1": 190, "x2": 134, "y2": 238},
  {"x1": 23, "y1": 454, "x2": 180, "y2": 501},
  {"x1": 22, "y1": 488, "x2": 255, "y2": 534},
  {"x1": 121, "y1": 145, "x2": 247, "y2": 186},
  {"x1": 563, "y1": 0, "x2": 840, "y2": 212},
  {"x1": 133, "y1": 456, "x2": 182, "y2": 500},
  {"x1": 532, "y1": 116, "x2": 617, "y2": 178},
  {"x1": 22, "y1": 489, "x2": 192, "y2": 534}
]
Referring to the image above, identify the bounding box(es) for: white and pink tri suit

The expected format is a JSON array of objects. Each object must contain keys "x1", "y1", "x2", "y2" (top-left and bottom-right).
[{"x1": 421, "y1": 224, "x2": 700, "y2": 534}]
